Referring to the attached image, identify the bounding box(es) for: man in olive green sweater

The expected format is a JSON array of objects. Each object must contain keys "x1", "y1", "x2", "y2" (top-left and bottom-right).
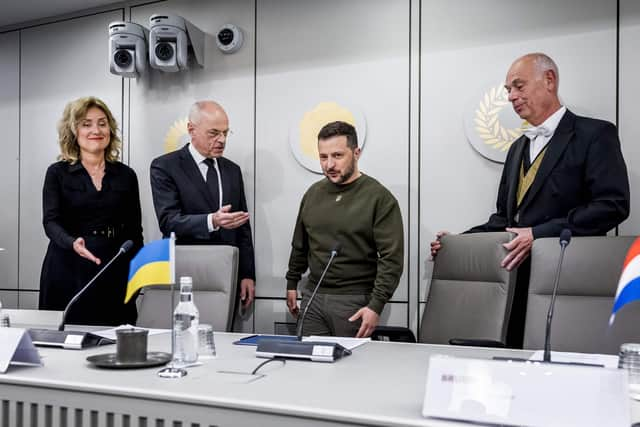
[{"x1": 286, "y1": 121, "x2": 404, "y2": 338}]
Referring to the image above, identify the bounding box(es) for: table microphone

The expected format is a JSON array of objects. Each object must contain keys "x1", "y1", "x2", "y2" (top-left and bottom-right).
[
  {"x1": 296, "y1": 242, "x2": 341, "y2": 340},
  {"x1": 29, "y1": 240, "x2": 134, "y2": 349},
  {"x1": 543, "y1": 229, "x2": 571, "y2": 363},
  {"x1": 494, "y1": 230, "x2": 603, "y2": 366},
  {"x1": 58, "y1": 240, "x2": 134, "y2": 331},
  {"x1": 256, "y1": 242, "x2": 352, "y2": 362}
]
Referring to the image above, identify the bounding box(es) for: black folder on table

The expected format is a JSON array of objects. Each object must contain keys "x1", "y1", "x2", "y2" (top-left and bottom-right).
[
  {"x1": 28, "y1": 329, "x2": 114, "y2": 349},
  {"x1": 233, "y1": 334, "x2": 298, "y2": 346}
]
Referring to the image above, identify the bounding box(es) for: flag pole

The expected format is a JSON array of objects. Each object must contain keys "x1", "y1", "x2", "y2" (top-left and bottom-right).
[
  {"x1": 158, "y1": 233, "x2": 186, "y2": 378},
  {"x1": 170, "y1": 232, "x2": 176, "y2": 358}
]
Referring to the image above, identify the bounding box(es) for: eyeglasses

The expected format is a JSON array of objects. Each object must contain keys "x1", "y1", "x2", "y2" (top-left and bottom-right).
[{"x1": 206, "y1": 129, "x2": 233, "y2": 139}]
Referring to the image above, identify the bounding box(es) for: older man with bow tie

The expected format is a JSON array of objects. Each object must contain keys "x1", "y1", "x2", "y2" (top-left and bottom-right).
[{"x1": 430, "y1": 52, "x2": 630, "y2": 348}]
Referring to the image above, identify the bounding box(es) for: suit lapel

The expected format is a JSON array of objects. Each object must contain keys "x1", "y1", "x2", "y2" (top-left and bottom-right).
[
  {"x1": 507, "y1": 136, "x2": 527, "y2": 222},
  {"x1": 179, "y1": 145, "x2": 217, "y2": 209},
  {"x1": 518, "y1": 110, "x2": 575, "y2": 214}
]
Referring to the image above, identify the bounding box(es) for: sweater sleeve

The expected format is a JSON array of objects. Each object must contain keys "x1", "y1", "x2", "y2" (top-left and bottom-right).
[
  {"x1": 285, "y1": 193, "x2": 309, "y2": 291},
  {"x1": 368, "y1": 192, "x2": 404, "y2": 314}
]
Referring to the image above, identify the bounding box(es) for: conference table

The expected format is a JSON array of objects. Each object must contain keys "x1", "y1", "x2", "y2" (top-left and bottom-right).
[{"x1": 1, "y1": 310, "x2": 639, "y2": 427}]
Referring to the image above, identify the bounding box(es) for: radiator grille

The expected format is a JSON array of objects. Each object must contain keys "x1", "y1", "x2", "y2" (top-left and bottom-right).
[
  {"x1": 0, "y1": 399, "x2": 216, "y2": 427},
  {"x1": 1, "y1": 383, "x2": 343, "y2": 426}
]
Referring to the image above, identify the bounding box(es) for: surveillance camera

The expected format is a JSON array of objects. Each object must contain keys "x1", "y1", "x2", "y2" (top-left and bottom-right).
[
  {"x1": 216, "y1": 24, "x2": 243, "y2": 54},
  {"x1": 149, "y1": 14, "x2": 204, "y2": 72},
  {"x1": 109, "y1": 22, "x2": 148, "y2": 78}
]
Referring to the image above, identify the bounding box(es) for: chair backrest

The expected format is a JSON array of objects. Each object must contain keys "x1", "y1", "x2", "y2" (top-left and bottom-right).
[
  {"x1": 420, "y1": 232, "x2": 517, "y2": 344},
  {"x1": 136, "y1": 245, "x2": 239, "y2": 331},
  {"x1": 524, "y1": 236, "x2": 639, "y2": 354}
]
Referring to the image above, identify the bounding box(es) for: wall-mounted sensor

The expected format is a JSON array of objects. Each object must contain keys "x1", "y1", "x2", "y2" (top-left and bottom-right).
[{"x1": 216, "y1": 24, "x2": 243, "y2": 54}]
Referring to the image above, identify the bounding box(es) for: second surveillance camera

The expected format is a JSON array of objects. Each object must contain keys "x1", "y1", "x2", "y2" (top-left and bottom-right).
[
  {"x1": 149, "y1": 14, "x2": 204, "y2": 72},
  {"x1": 109, "y1": 22, "x2": 148, "y2": 78}
]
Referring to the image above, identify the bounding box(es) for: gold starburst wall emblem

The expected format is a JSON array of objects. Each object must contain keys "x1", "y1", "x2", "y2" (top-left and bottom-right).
[
  {"x1": 289, "y1": 101, "x2": 367, "y2": 173},
  {"x1": 164, "y1": 117, "x2": 190, "y2": 153}
]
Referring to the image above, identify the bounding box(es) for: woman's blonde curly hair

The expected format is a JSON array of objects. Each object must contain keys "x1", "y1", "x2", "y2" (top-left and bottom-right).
[{"x1": 57, "y1": 96, "x2": 121, "y2": 163}]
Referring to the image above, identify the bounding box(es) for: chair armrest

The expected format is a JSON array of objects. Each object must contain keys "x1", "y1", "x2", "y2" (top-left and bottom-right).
[{"x1": 371, "y1": 326, "x2": 416, "y2": 343}]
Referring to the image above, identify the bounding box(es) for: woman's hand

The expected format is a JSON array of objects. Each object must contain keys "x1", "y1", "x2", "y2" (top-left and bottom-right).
[{"x1": 72, "y1": 237, "x2": 101, "y2": 265}]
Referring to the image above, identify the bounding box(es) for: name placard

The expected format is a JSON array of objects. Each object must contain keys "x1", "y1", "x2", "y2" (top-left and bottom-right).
[
  {"x1": 423, "y1": 355, "x2": 629, "y2": 427},
  {"x1": 0, "y1": 328, "x2": 42, "y2": 373}
]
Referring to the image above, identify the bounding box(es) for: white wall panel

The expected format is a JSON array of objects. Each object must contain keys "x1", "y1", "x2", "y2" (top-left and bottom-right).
[
  {"x1": 620, "y1": 0, "x2": 640, "y2": 236},
  {"x1": 19, "y1": 10, "x2": 124, "y2": 295},
  {"x1": 17, "y1": 291, "x2": 39, "y2": 309},
  {"x1": 253, "y1": 299, "x2": 295, "y2": 334},
  {"x1": 0, "y1": 290, "x2": 38, "y2": 310},
  {"x1": 0, "y1": 31, "x2": 20, "y2": 294},
  {"x1": 379, "y1": 302, "x2": 408, "y2": 330},
  {"x1": 420, "y1": 0, "x2": 617, "y2": 301},
  {"x1": 0, "y1": 291, "x2": 18, "y2": 310},
  {"x1": 255, "y1": 0, "x2": 411, "y2": 303},
  {"x1": 129, "y1": 0, "x2": 255, "y2": 244}
]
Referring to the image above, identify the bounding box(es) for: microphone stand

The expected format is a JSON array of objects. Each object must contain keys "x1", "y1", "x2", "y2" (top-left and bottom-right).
[
  {"x1": 59, "y1": 246, "x2": 129, "y2": 331},
  {"x1": 296, "y1": 249, "x2": 338, "y2": 340},
  {"x1": 531, "y1": 232, "x2": 602, "y2": 366},
  {"x1": 29, "y1": 240, "x2": 133, "y2": 349},
  {"x1": 543, "y1": 234, "x2": 570, "y2": 362},
  {"x1": 494, "y1": 230, "x2": 603, "y2": 367},
  {"x1": 255, "y1": 245, "x2": 351, "y2": 362}
]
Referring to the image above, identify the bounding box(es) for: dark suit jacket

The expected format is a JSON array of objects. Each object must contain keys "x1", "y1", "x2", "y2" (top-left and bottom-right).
[
  {"x1": 150, "y1": 144, "x2": 255, "y2": 280},
  {"x1": 468, "y1": 110, "x2": 630, "y2": 238}
]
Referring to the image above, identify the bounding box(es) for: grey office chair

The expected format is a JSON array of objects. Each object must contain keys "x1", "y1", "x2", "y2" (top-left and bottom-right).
[
  {"x1": 420, "y1": 232, "x2": 517, "y2": 346},
  {"x1": 136, "y1": 245, "x2": 239, "y2": 332},
  {"x1": 524, "y1": 236, "x2": 639, "y2": 354}
]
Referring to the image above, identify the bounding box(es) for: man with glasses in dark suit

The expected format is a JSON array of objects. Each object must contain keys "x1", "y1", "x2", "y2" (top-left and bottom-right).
[{"x1": 151, "y1": 100, "x2": 255, "y2": 310}]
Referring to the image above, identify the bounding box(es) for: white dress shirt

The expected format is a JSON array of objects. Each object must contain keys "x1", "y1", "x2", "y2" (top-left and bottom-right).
[{"x1": 523, "y1": 106, "x2": 567, "y2": 162}]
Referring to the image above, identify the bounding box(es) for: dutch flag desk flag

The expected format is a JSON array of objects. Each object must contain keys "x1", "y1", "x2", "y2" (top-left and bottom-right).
[{"x1": 610, "y1": 237, "x2": 640, "y2": 325}]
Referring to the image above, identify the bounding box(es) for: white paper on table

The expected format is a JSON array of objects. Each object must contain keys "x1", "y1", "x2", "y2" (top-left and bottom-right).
[
  {"x1": 0, "y1": 328, "x2": 42, "y2": 373},
  {"x1": 302, "y1": 336, "x2": 370, "y2": 350},
  {"x1": 529, "y1": 350, "x2": 619, "y2": 368},
  {"x1": 92, "y1": 324, "x2": 170, "y2": 340}
]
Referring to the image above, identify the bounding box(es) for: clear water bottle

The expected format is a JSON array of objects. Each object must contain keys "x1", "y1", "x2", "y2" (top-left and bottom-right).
[{"x1": 172, "y1": 277, "x2": 199, "y2": 365}]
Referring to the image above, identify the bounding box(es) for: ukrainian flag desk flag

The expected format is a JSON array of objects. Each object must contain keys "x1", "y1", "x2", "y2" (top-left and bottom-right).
[{"x1": 125, "y1": 236, "x2": 175, "y2": 303}]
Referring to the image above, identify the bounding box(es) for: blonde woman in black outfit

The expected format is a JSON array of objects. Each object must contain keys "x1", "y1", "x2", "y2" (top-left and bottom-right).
[{"x1": 39, "y1": 96, "x2": 143, "y2": 326}]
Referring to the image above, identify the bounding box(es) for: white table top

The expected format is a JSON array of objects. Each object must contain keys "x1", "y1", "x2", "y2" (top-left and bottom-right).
[{"x1": 1, "y1": 310, "x2": 638, "y2": 426}]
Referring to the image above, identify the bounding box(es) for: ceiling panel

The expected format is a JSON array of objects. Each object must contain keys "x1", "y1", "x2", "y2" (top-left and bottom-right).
[{"x1": 1, "y1": 0, "x2": 123, "y2": 28}]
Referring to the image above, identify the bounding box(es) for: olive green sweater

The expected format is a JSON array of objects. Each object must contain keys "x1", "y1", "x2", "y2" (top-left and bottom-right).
[{"x1": 286, "y1": 174, "x2": 404, "y2": 314}]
